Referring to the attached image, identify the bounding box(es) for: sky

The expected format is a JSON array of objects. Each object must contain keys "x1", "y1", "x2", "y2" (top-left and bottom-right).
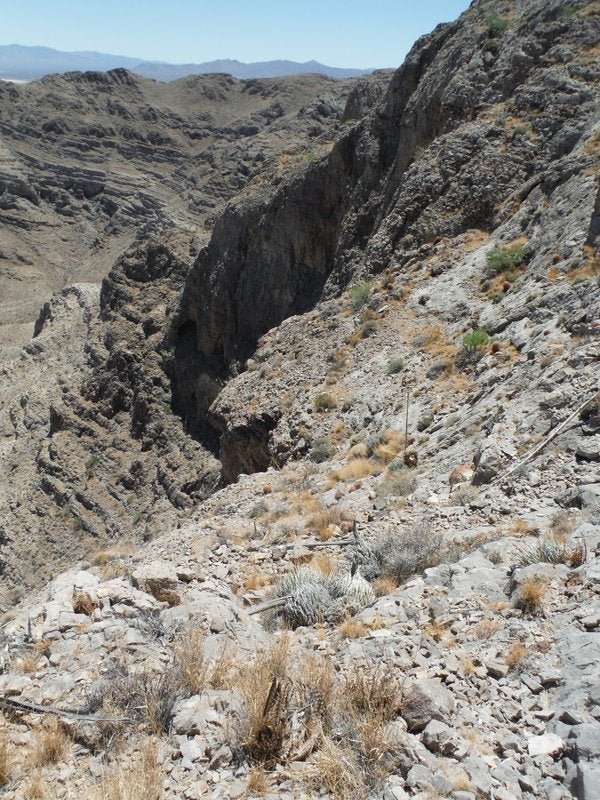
[{"x1": 1, "y1": 1, "x2": 472, "y2": 69}]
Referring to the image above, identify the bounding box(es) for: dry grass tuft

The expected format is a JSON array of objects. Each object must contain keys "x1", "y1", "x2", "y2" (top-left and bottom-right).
[
  {"x1": 505, "y1": 641, "x2": 527, "y2": 670},
  {"x1": 473, "y1": 618, "x2": 502, "y2": 639},
  {"x1": 515, "y1": 578, "x2": 547, "y2": 614},
  {"x1": 347, "y1": 442, "x2": 369, "y2": 460},
  {"x1": 72, "y1": 591, "x2": 96, "y2": 616},
  {"x1": 372, "y1": 576, "x2": 398, "y2": 597},
  {"x1": 310, "y1": 736, "x2": 367, "y2": 800},
  {"x1": 339, "y1": 616, "x2": 383, "y2": 639},
  {"x1": 549, "y1": 510, "x2": 578, "y2": 542},
  {"x1": 242, "y1": 572, "x2": 272, "y2": 591},
  {"x1": 174, "y1": 627, "x2": 237, "y2": 694},
  {"x1": 306, "y1": 506, "x2": 342, "y2": 540},
  {"x1": 88, "y1": 739, "x2": 162, "y2": 800},
  {"x1": 246, "y1": 766, "x2": 269, "y2": 795},
  {"x1": 372, "y1": 430, "x2": 404, "y2": 464},
  {"x1": 506, "y1": 518, "x2": 538, "y2": 537},
  {"x1": 328, "y1": 458, "x2": 381, "y2": 483},
  {"x1": 32, "y1": 718, "x2": 69, "y2": 767},
  {"x1": 0, "y1": 731, "x2": 11, "y2": 787}
]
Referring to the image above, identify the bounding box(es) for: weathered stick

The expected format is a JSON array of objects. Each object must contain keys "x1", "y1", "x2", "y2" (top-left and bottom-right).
[
  {"x1": 0, "y1": 695, "x2": 130, "y2": 722},
  {"x1": 247, "y1": 595, "x2": 290, "y2": 616},
  {"x1": 493, "y1": 391, "x2": 598, "y2": 485}
]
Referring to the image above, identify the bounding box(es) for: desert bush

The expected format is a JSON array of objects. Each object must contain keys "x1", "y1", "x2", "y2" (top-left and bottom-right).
[
  {"x1": 310, "y1": 437, "x2": 333, "y2": 464},
  {"x1": 485, "y1": 10, "x2": 509, "y2": 36},
  {"x1": 314, "y1": 392, "x2": 337, "y2": 411},
  {"x1": 376, "y1": 526, "x2": 443, "y2": 583},
  {"x1": 485, "y1": 244, "x2": 525, "y2": 272},
  {"x1": 349, "y1": 281, "x2": 372, "y2": 311},
  {"x1": 516, "y1": 538, "x2": 586, "y2": 568},
  {"x1": 360, "y1": 320, "x2": 377, "y2": 338},
  {"x1": 377, "y1": 470, "x2": 417, "y2": 498},
  {"x1": 386, "y1": 357, "x2": 404, "y2": 375},
  {"x1": 451, "y1": 485, "x2": 482, "y2": 507},
  {"x1": 463, "y1": 328, "x2": 490, "y2": 351}
]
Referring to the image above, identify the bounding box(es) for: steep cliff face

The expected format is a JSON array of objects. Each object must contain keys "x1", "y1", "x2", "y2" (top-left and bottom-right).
[
  {"x1": 172, "y1": 0, "x2": 599, "y2": 478},
  {"x1": 0, "y1": 71, "x2": 371, "y2": 606}
]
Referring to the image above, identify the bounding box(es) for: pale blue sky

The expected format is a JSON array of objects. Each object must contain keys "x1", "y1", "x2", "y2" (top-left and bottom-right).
[{"x1": 2, "y1": 1, "x2": 472, "y2": 69}]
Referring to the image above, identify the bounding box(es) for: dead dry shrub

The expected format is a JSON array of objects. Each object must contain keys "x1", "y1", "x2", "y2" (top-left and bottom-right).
[
  {"x1": 328, "y1": 458, "x2": 381, "y2": 483},
  {"x1": 72, "y1": 591, "x2": 96, "y2": 616},
  {"x1": 505, "y1": 642, "x2": 527, "y2": 670},
  {"x1": 32, "y1": 718, "x2": 69, "y2": 767},
  {"x1": 0, "y1": 730, "x2": 11, "y2": 786},
  {"x1": 372, "y1": 430, "x2": 404, "y2": 464},
  {"x1": 306, "y1": 506, "x2": 342, "y2": 541},
  {"x1": 514, "y1": 578, "x2": 547, "y2": 614},
  {"x1": 88, "y1": 739, "x2": 162, "y2": 800},
  {"x1": 96, "y1": 660, "x2": 185, "y2": 735},
  {"x1": 309, "y1": 736, "x2": 368, "y2": 800},
  {"x1": 549, "y1": 510, "x2": 578, "y2": 540}
]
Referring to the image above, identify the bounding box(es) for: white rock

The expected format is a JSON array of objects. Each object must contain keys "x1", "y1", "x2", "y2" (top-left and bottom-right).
[{"x1": 527, "y1": 733, "x2": 564, "y2": 757}]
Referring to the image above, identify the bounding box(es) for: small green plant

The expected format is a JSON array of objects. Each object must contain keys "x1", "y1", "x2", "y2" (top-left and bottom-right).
[
  {"x1": 133, "y1": 511, "x2": 148, "y2": 526},
  {"x1": 314, "y1": 392, "x2": 337, "y2": 411},
  {"x1": 485, "y1": 10, "x2": 509, "y2": 36},
  {"x1": 463, "y1": 328, "x2": 490, "y2": 351},
  {"x1": 486, "y1": 244, "x2": 525, "y2": 273},
  {"x1": 560, "y1": 4, "x2": 577, "y2": 17},
  {"x1": 349, "y1": 281, "x2": 372, "y2": 311},
  {"x1": 85, "y1": 453, "x2": 101, "y2": 476},
  {"x1": 386, "y1": 357, "x2": 404, "y2": 375}
]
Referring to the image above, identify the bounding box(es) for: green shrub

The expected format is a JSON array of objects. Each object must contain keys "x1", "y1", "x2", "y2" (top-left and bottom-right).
[
  {"x1": 463, "y1": 328, "x2": 490, "y2": 350},
  {"x1": 486, "y1": 245, "x2": 525, "y2": 273},
  {"x1": 386, "y1": 357, "x2": 404, "y2": 375},
  {"x1": 560, "y1": 4, "x2": 577, "y2": 17},
  {"x1": 349, "y1": 281, "x2": 372, "y2": 311},
  {"x1": 485, "y1": 10, "x2": 509, "y2": 36}
]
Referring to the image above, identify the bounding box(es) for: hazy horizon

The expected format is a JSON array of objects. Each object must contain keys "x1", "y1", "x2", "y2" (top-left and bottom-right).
[{"x1": 2, "y1": 1, "x2": 471, "y2": 71}]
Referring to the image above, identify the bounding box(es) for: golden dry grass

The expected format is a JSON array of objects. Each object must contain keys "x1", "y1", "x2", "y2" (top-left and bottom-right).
[
  {"x1": 32, "y1": 719, "x2": 68, "y2": 767},
  {"x1": 338, "y1": 616, "x2": 383, "y2": 639},
  {"x1": 372, "y1": 576, "x2": 398, "y2": 597},
  {"x1": 473, "y1": 618, "x2": 502, "y2": 639},
  {"x1": 88, "y1": 739, "x2": 162, "y2": 800},
  {"x1": 347, "y1": 442, "x2": 369, "y2": 460},
  {"x1": 242, "y1": 572, "x2": 272, "y2": 591},
  {"x1": 0, "y1": 731, "x2": 10, "y2": 787},
  {"x1": 516, "y1": 578, "x2": 547, "y2": 614},
  {"x1": 373, "y1": 430, "x2": 404, "y2": 464},
  {"x1": 246, "y1": 766, "x2": 269, "y2": 795},
  {"x1": 306, "y1": 506, "x2": 342, "y2": 540},
  {"x1": 328, "y1": 458, "x2": 381, "y2": 483},
  {"x1": 505, "y1": 642, "x2": 527, "y2": 670},
  {"x1": 506, "y1": 518, "x2": 538, "y2": 537},
  {"x1": 174, "y1": 627, "x2": 237, "y2": 694}
]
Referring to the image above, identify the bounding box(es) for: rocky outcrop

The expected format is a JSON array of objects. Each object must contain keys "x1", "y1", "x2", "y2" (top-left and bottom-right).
[{"x1": 172, "y1": 0, "x2": 600, "y2": 479}]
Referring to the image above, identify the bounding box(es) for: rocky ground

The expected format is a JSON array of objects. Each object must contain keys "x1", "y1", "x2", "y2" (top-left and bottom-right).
[{"x1": 0, "y1": 0, "x2": 599, "y2": 797}]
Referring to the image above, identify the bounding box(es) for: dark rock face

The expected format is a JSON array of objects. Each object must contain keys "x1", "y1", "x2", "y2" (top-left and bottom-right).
[{"x1": 171, "y1": 0, "x2": 600, "y2": 477}]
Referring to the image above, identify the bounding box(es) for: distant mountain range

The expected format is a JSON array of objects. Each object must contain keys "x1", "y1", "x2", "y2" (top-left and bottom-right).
[{"x1": 0, "y1": 44, "x2": 373, "y2": 82}]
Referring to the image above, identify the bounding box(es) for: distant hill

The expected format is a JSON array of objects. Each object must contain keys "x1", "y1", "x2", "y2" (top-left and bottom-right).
[{"x1": 0, "y1": 44, "x2": 373, "y2": 82}]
